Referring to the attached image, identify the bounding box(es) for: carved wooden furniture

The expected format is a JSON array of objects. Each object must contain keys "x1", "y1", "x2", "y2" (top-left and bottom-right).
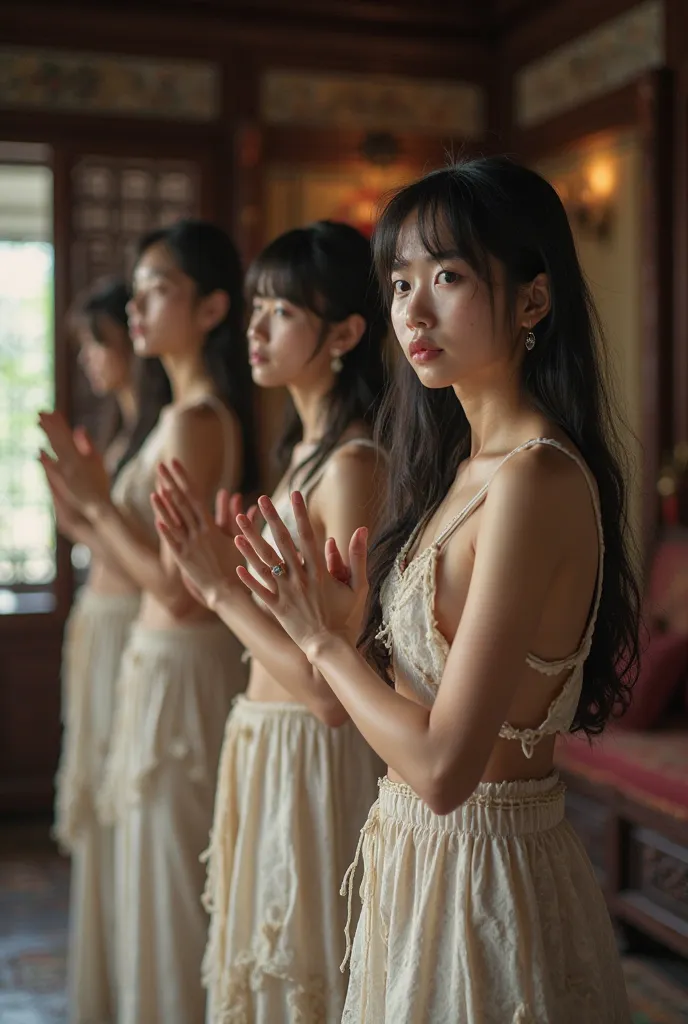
[{"x1": 557, "y1": 726, "x2": 688, "y2": 957}]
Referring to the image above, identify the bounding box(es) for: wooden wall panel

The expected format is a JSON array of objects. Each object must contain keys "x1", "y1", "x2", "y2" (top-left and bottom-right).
[
  {"x1": 672, "y1": 60, "x2": 688, "y2": 442},
  {"x1": 637, "y1": 70, "x2": 675, "y2": 553},
  {"x1": 0, "y1": 620, "x2": 64, "y2": 814}
]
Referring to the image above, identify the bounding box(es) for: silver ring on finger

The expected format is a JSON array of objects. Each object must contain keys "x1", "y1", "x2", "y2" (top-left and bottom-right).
[{"x1": 271, "y1": 561, "x2": 287, "y2": 578}]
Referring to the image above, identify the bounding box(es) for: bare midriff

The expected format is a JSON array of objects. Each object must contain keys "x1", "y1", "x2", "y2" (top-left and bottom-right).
[
  {"x1": 87, "y1": 557, "x2": 138, "y2": 598},
  {"x1": 245, "y1": 660, "x2": 304, "y2": 703},
  {"x1": 387, "y1": 671, "x2": 559, "y2": 790}
]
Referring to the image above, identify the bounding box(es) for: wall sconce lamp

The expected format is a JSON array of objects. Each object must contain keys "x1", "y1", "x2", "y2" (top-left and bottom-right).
[{"x1": 554, "y1": 155, "x2": 617, "y2": 241}]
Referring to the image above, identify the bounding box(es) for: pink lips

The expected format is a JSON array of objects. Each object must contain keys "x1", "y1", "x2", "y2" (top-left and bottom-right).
[
  {"x1": 249, "y1": 350, "x2": 269, "y2": 366},
  {"x1": 409, "y1": 339, "x2": 442, "y2": 363}
]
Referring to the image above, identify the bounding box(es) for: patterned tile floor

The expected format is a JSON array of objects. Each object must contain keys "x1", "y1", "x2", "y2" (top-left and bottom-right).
[{"x1": 0, "y1": 820, "x2": 686, "y2": 1023}]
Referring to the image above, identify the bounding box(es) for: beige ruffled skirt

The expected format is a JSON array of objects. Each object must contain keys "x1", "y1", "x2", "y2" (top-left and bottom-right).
[
  {"x1": 54, "y1": 587, "x2": 139, "y2": 1024},
  {"x1": 55, "y1": 588, "x2": 140, "y2": 849},
  {"x1": 100, "y1": 620, "x2": 247, "y2": 1024},
  {"x1": 202, "y1": 696, "x2": 383, "y2": 1024},
  {"x1": 341, "y1": 774, "x2": 631, "y2": 1024}
]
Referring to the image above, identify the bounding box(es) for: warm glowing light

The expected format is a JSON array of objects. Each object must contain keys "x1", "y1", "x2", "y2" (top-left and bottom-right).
[{"x1": 585, "y1": 157, "x2": 616, "y2": 199}]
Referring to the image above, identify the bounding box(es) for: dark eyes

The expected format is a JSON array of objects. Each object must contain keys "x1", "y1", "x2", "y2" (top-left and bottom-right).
[
  {"x1": 391, "y1": 269, "x2": 462, "y2": 295},
  {"x1": 251, "y1": 301, "x2": 291, "y2": 317}
]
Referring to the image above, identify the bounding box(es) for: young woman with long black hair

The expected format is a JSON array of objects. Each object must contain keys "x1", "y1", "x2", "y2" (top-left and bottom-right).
[
  {"x1": 49, "y1": 278, "x2": 170, "y2": 1024},
  {"x1": 152, "y1": 221, "x2": 387, "y2": 1022},
  {"x1": 39, "y1": 221, "x2": 255, "y2": 1024},
  {"x1": 232, "y1": 161, "x2": 640, "y2": 1023}
]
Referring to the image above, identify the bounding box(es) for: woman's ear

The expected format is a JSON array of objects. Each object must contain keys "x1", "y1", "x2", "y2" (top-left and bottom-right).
[
  {"x1": 520, "y1": 273, "x2": 551, "y2": 329},
  {"x1": 327, "y1": 313, "x2": 367, "y2": 357}
]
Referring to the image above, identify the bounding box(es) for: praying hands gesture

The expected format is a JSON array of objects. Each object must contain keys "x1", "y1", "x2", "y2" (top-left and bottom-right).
[
  {"x1": 152, "y1": 465, "x2": 369, "y2": 646},
  {"x1": 152, "y1": 460, "x2": 256, "y2": 608},
  {"x1": 234, "y1": 491, "x2": 370, "y2": 654},
  {"x1": 38, "y1": 410, "x2": 110, "y2": 516}
]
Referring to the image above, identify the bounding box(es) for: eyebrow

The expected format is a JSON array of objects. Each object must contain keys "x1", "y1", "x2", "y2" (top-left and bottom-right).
[{"x1": 391, "y1": 249, "x2": 465, "y2": 272}]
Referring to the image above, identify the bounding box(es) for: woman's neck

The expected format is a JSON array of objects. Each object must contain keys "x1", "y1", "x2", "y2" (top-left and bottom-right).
[
  {"x1": 163, "y1": 352, "x2": 216, "y2": 405},
  {"x1": 454, "y1": 373, "x2": 537, "y2": 459},
  {"x1": 288, "y1": 382, "x2": 330, "y2": 445},
  {"x1": 115, "y1": 383, "x2": 138, "y2": 431}
]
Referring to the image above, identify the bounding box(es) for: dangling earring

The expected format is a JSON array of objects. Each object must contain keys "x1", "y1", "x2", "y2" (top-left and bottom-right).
[
  {"x1": 525, "y1": 328, "x2": 536, "y2": 351},
  {"x1": 331, "y1": 351, "x2": 344, "y2": 373}
]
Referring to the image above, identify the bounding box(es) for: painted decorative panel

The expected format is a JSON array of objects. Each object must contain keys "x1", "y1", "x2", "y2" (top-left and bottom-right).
[
  {"x1": 261, "y1": 70, "x2": 485, "y2": 137},
  {"x1": 0, "y1": 47, "x2": 220, "y2": 121},
  {"x1": 516, "y1": 0, "x2": 664, "y2": 128}
]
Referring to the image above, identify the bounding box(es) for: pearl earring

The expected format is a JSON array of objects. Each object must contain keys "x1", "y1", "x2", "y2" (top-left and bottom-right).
[
  {"x1": 525, "y1": 329, "x2": 536, "y2": 351},
  {"x1": 331, "y1": 352, "x2": 344, "y2": 373}
]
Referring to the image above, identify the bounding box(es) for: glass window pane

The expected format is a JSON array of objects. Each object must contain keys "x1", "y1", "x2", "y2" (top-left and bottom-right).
[{"x1": 0, "y1": 163, "x2": 55, "y2": 608}]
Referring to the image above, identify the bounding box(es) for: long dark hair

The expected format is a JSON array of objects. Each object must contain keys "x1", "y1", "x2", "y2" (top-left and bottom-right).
[
  {"x1": 360, "y1": 157, "x2": 641, "y2": 737},
  {"x1": 138, "y1": 219, "x2": 257, "y2": 492},
  {"x1": 245, "y1": 220, "x2": 387, "y2": 486},
  {"x1": 73, "y1": 278, "x2": 171, "y2": 479}
]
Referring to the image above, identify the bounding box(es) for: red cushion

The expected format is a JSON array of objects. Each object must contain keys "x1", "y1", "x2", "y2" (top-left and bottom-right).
[
  {"x1": 617, "y1": 630, "x2": 688, "y2": 729},
  {"x1": 556, "y1": 724, "x2": 688, "y2": 818}
]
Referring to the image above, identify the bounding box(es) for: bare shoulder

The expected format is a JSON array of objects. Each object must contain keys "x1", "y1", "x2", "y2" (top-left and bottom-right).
[
  {"x1": 161, "y1": 403, "x2": 226, "y2": 474},
  {"x1": 485, "y1": 441, "x2": 597, "y2": 536},
  {"x1": 166, "y1": 401, "x2": 234, "y2": 442},
  {"x1": 319, "y1": 441, "x2": 380, "y2": 492}
]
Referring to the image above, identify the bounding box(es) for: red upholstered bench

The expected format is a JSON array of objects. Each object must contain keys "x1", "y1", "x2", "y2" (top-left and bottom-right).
[
  {"x1": 555, "y1": 723, "x2": 688, "y2": 957},
  {"x1": 551, "y1": 531, "x2": 688, "y2": 956}
]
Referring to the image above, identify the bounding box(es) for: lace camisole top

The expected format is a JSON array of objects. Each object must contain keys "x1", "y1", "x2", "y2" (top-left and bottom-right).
[
  {"x1": 110, "y1": 394, "x2": 238, "y2": 543},
  {"x1": 376, "y1": 438, "x2": 604, "y2": 758},
  {"x1": 242, "y1": 437, "x2": 379, "y2": 663},
  {"x1": 264, "y1": 436, "x2": 379, "y2": 549}
]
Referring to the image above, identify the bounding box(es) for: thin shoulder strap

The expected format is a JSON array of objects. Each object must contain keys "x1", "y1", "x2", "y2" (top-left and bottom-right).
[
  {"x1": 437, "y1": 437, "x2": 604, "y2": 650},
  {"x1": 298, "y1": 437, "x2": 378, "y2": 501}
]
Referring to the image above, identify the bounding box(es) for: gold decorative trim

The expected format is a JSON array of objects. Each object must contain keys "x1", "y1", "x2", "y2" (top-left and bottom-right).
[
  {"x1": 0, "y1": 46, "x2": 220, "y2": 122},
  {"x1": 261, "y1": 70, "x2": 485, "y2": 137},
  {"x1": 515, "y1": 0, "x2": 664, "y2": 129}
]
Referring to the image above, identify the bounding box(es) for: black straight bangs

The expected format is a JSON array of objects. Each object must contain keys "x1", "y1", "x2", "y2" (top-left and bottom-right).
[
  {"x1": 373, "y1": 170, "x2": 498, "y2": 309},
  {"x1": 244, "y1": 230, "x2": 327, "y2": 319}
]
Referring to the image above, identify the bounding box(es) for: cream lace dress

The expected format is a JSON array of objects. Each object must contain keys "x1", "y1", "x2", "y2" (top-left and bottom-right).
[
  {"x1": 98, "y1": 397, "x2": 248, "y2": 1024},
  {"x1": 341, "y1": 438, "x2": 631, "y2": 1024},
  {"x1": 55, "y1": 436, "x2": 142, "y2": 1023},
  {"x1": 56, "y1": 589, "x2": 139, "y2": 1024},
  {"x1": 202, "y1": 439, "x2": 383, "y2": 1024}
]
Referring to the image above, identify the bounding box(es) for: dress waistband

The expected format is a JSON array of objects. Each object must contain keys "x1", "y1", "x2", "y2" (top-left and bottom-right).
[
  {"x1": 378, "y1": 773, "x2": 566, "y2": 837},
  {"x1": 76, "y1": 588, "x2": 140, "y2": 614},
  {"x1": 127, "y1": 617, "x2": 237, "y2": 652},
  {"x1": 230, "y1": 694, "x2": 314, "y2": 717}
]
